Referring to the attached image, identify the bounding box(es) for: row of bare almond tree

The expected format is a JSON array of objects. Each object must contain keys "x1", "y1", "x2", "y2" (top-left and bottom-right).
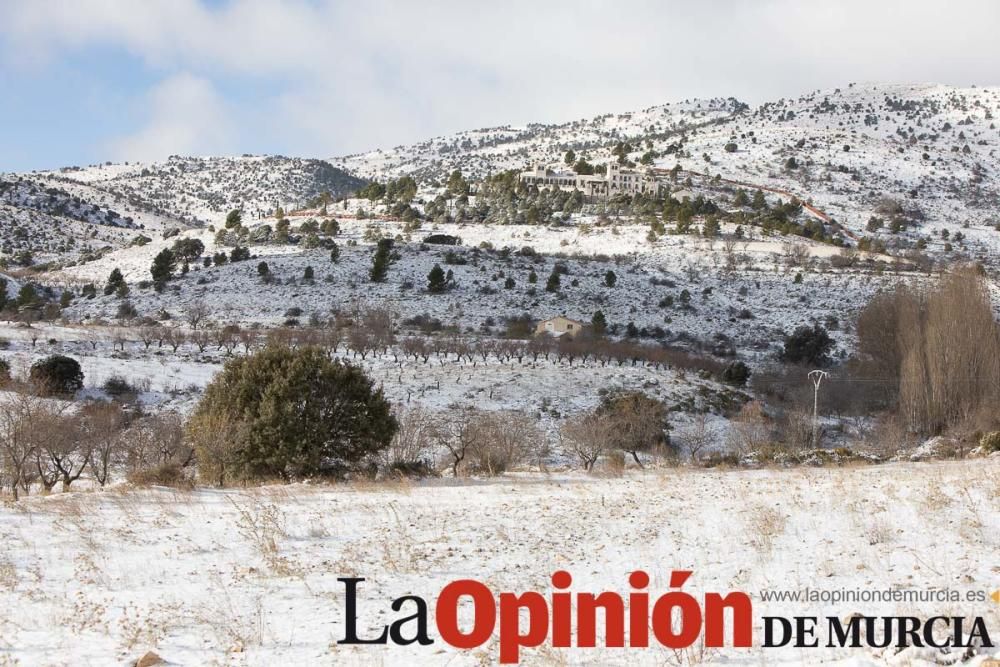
[
  {"x1": 0, "y1": 394, "x2": 188, "y2": 500},
  {"x1": 72, "y1": 315, "x2": 726, "y2": 378}
]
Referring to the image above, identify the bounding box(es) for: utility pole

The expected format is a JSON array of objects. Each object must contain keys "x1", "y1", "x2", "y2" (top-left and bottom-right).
[{"x1": 808, "y1": 370, "x2": 829, "y2": 448}]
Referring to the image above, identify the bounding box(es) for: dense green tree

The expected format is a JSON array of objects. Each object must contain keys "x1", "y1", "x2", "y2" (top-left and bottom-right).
[
  {"x1": 172, "y1": 238, "x2": 205, "y2": 262},
  {"x1": 545, "y1": 269, "x2": 560, "y2": 293},
  {"x1": 721, "y1": 360, "x2": 751, "y2": 386},
  {"x1": 30, "y1": 355, "x2": 84, "y2": 395},
  {"x1": 445, "y1": 170, "x2": 469, "y2": 198},
  {"x1": 188, "y1": 345, "x2": 397, "y2": 482},
  {"x1": 17, "y1": 283, "x2": 38, "y2": 309},
  {"x1": 591, "y1": 310, "x2": 607, "y2": 336},
  {"x1": 150, "y1": 249, "x2": 176, "y2": 286},
  {"x1": 604, "y1": 270, "x2": 617, "y2": 288},
  {"x1": 104, "y1": 268, "x2": 126, "y2": 296},
  {"x1": 225, "y1": 209, "x2": 242, "y2": 229},
  {"x1": 427, "y1": 264, "x2": 447, "y2": 293},
  {"x1": 370, "y1": 238, "x2": 393, "y2": 282},
  {"x1": 781, "y1": 324, "x2": 833, "y2": 366}
]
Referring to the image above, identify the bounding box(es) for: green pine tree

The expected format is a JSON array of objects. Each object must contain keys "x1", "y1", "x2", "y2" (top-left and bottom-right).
[
  {"x1": 104, "y1": 268, "x2": 126, "y2": 296},
  {"x1": 591, "y1": 311, "x2": 607, "y2": 336},
  {"x1": 370, "y1": 239, "x2": 392, "y2": 282},
  {"x1": 545, "y1": 269, "x2": 560, "y2": 293},
  {"x1": 150, "y1": 249, "x2": 176, "y2": 287},
  {"x1": 427, "y1": 264, "x2": 447, "y2": 293}
]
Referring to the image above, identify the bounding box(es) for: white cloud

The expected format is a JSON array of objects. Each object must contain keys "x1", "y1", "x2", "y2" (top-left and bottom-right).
[
  {"x1": 3, "y1": 0, "x2": 1000, "y2": 161},
  {"x1": 108, "y1": 73, "x2": 233, "y2": 162}
]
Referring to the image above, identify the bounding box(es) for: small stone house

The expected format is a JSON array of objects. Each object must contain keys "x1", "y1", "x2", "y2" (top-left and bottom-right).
[{"x1": 534, "y1": 315, "x2": 586, "y2": 339}]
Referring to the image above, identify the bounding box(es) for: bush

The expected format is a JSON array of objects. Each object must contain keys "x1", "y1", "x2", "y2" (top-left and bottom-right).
[
  {"x1": 29, "y1": 355, "x2": 84, "y2": 395},
  {"x1": 721, "y1": 360, "x2": 751, "y2": 387},
  {"x1": 980, "y1": 432, "x2": 1000, "y2": 453},
  {"x1": 103, "y1": 375, "x2": 138, "y2": 398},
  {"x1": 188, "y1": 345, "x2": 398, "y2": 482},
  {"x1": 127, "y1": 461, "x2": 193, "y2": 488}
]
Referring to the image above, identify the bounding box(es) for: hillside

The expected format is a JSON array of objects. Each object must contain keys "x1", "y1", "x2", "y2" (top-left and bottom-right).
[
  {"x1": 33, "y1": 155, "x2": 366, "y2": 227},
  {"x1": 332, "y1": 97, "x2": 744, "y2": 181},
  {"x1": 0, "y1": 81, "x2": 997, "y2": 438},
  {"x1": 332, "y1": 83, "x2": 1000, "y2": 260}
]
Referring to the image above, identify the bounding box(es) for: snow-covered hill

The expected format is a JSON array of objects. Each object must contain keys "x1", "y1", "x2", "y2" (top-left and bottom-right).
[
  {"x1": 332, "y1": 82, "x2": 1000, "y2": 252},
  {"x1": 0, "y1": 176, "x2": 141, "y2": 267},
  {"x1": 32, "y1": 155, "x2": 366, "y2": 227},
  {"x1": 3, "y1": 81, "x2": 998, "y2": 379},
  {"x1": 331, "y1": 97, "x2": 744, "y2": 181}
]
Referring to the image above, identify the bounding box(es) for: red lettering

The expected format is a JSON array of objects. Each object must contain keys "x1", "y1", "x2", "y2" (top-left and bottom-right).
[{"x1": 436, "y1": 580, "x2": 495, "y2": 649}]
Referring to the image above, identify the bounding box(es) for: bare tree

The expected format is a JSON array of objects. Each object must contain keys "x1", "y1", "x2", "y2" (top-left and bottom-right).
[
  {"x1": 859, "y1": 267, "x2": 1000, "y2": 434},
  {"x1": 678, "y1": 413, "x2": 720, "y2": 461},
  {"x1": 238, "y1": 328, "x2": 258, "y2": 354},
  {"x1": 111, "y1": 328, "x2": 128, "y2": 352},
  {"x1": 727, "y1": 401, "x2": 770, "y2": 455},
  {"x1": 35, "y1": 406, "x2": 88, "y2": 492},
  {"x1": 0, "y1": 392, "x2": 47, "y2": 500},
  {"x1": 82, "y1": 402, "x2": 129, "y2": 487},
  {"x1": 191, "y1": 330, "x2": 212, "y2": 353},
  {"x1": 124, "y1": 413, "x2": 192, "y2": 474},
  {"x1": 163, "y1": 327, "x2": 186, "y2": 352},
  {"x1": 436, "y1": 409, "x2": 477, "y2": 477},
  {"x1": 465, "y1": 411, "x2": 542, "y2": 476},
  {"x1": 599, "y1": 391, "x2": 670, "y2": 467},
  {"x1": 215, "y1": 324, "x2": 240, "y2": 355},
  {"x1": 184, "y1": 300, "x2": 210, "y2": 330},
  {"x1": 560, "y1": 412, "x2": 612, "y2": 471},
  {"x1": 138, "y1": 326, "x2": 159, "y2": 350},
  {"x1": 380, "y1": 405, "x2": 438, "y2": 473}
]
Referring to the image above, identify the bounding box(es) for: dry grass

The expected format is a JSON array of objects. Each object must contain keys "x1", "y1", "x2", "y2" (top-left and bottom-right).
[
  {"x1": 228, "y1": 496, "x2": 302, "y2": 576},
  {"x1": 863, "y1": 516, "x2": 896, "y2": 546},
  {"x1": 0, "y1": 554, "x2": 16, "y2": 591},
  {"x1": 187, "y1": 582, "x2": 267, "y2": 652},
  {"x1": 0, "y1": 460, "x2": 997, "y2": 664},
  {"x1": 744, "y1": 502, "x2": 787, "y2": 554}
]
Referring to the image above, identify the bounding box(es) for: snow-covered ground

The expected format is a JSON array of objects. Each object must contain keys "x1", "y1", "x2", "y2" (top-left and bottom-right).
[{"x1": 0, "y1": 460, "x2": 997, "y2": 665}]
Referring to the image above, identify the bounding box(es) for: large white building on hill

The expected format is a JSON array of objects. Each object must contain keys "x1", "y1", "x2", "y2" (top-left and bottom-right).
[{"x1": 519, "y1": 162, "x2": 661, "y2": 198}]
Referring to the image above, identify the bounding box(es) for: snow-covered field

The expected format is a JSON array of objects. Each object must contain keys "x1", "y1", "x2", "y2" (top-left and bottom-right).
[{"x1": 0, "y1": 460, "x2": 997, "y2": 666}]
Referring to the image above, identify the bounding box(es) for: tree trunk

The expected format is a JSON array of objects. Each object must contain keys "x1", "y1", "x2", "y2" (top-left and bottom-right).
[{"x1": 630, "y1": 450, "x2": 644, "y2": 468}]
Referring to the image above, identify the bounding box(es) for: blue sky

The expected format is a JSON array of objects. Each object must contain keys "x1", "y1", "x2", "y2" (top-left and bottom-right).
[{"x1": 2, "y1": 0, "x2": 999, "y2": 172}]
